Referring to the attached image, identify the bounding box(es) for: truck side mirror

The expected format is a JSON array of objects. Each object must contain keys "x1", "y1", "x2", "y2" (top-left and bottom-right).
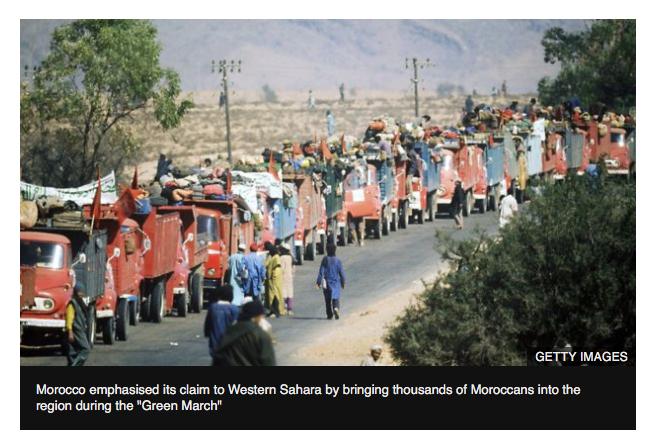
[
  {"x1": 78, "y1": 253, "x2": 87, "y2": 264},
  {"x1": 113, "y1": 248, "x2": 121, "y2": 259},
  {"x1": 186, "y1": 233, "x2": 194, "y2": 243},
  {"x1": 143, "y1": 238, "x2": 152, "y2": 252}
]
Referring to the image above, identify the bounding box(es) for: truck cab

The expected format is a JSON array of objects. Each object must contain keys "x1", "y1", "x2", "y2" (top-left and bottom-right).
[{"x1": 343, "y1": 161, "x2": 382, "y2": 239}]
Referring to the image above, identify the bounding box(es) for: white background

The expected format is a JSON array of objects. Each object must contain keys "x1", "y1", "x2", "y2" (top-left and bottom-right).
[{"x1": 2, "y1": 0, "x2": 647, "y2": 441}]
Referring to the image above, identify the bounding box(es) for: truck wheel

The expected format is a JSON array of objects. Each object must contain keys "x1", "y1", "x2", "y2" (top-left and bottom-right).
[
  {"x1": 129, "y1": 299, "x2": 139, "y2": 326},
  {"x1": 488, "y1": 194, "x2": 496, "y2": 212},
  {"x1": 338, "y1": 225, "x2": 348, "y2": 247},
  {"x1": 87, "y1": 305, "x2": 96, "y2": 348},
  {"x1": 417, "y1": 209, "x2": 424, "y2": 225},
  {"x1": 101, "y1": 317, "x2": 115, "y2": 345},
  {"x1": 318, "y1": 233, "x2": 326, "y2": 255},
  {"x1": 190, "y1": 273, "x2": 204, "y2": 313},
  {"x1": 399, "y1": 202, "x2": 409, "y2": 229},
  {"x1": 150, "y1": 279, "x2": 165, "y2": 323},
  {"x1": 390, "y1": 211, "x2": 397, "y2": 231},
  {"x1": 295, "y1": 245, "x2": 304, "y2": 265},
  {"x1": 477, "y1": 197, "x2": 487, "y2": 214},
  {"x1": 306, "y1": 233, "x2": 316, "y2": 261},
  {"x1": 382, "y1": 214, "x2": 390, "y2": 236},
  {"x1": 427, "y1": 195, "x2": 435, "y2": 222},
  {"x1": 176, "y1": 289, "x2": 188, "y2": 318},
  {"x1": 140, "y1": 295, "x2": 151, "y2": 322},
  {"x1": 463, "y1": 192, "x2": 472, "y2": 217},
  {"x1": 116, "y1": 298, "x2": 129, "y2": 341}
]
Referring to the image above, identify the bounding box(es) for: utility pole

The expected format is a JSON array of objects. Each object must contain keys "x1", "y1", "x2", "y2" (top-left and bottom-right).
[
  {"x1": 212, "y1": 59, "x2": 241, "y2": 164},
  {"x1": 405, "y1": 57, "x2": 435, "y2": 118}
]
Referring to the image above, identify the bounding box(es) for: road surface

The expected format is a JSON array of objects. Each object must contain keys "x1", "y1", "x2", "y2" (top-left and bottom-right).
[{"x1": 20, "y1": 210, "x2": 500, "y2": 366}]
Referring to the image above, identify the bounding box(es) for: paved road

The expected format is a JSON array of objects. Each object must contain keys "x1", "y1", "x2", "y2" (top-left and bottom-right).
[{"x1": 20, "y1": 210, "x2": 500, "y2": 366}]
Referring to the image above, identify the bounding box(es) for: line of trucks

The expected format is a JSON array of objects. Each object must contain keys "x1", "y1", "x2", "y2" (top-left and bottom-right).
[{"x1": 20, "y1": 116, "x2": 635, "y2": 349}]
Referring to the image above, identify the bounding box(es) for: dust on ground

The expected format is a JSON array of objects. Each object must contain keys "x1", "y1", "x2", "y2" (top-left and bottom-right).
[{"x1": 285, "y1": 266, "x2": 446, "y2": 366}]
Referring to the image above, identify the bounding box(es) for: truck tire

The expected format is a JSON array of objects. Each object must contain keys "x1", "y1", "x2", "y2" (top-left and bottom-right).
[
  {"x1": 87, "y1": 305, "x2": 96, "y2": 348},
  {"x1": 381, "y1": 214, "x2": 390, "y2": 236},
  {"x1": 477, "y1": 197, "x2": 487, "y2": 214},
  {"x1": 417, "y1": 210, "x2": 424, "y2": 225},
  {"x1": 295, "y1": 245, "x2": 304, "y2": 265},
  {"x1": 129, "y1": 299, "x2": 139, "y2": 326},
  {"x1": 115, "y1": 298, "x2": 129, "y2": 341},
  {"x1": 463, "y1": 191, "x2": 473, "y2": 217},
  {"x1": 399, "y1": 201, "x2": 409, "y2": 229},
  {"x1": 140, "y1": 296, "x2": 151, "y2": 322},
  {"x1": 338, "y1": 225, "x2": 348, "y2": 247},
  {"x1": 488, "y1": 194, "x2": 496, "y2": 212},
  {"x1": 149, "y1": 279, "x2": 165, "y2": 323},
  {"x1": 176, "y1": 289, "x2": 188, "y2": 318},
  {"x1": 305, "y1": 233, "x2": 316, "y2": 261},
  {"x1": 101, "y1": 317, "x2": 115, "y2": 345},
  {"x1": 427, "y1": 194, "x2": 435, "y2": 222},
  {"x1": 190, "y1": 273, "x2": 203, "y2": 313},
  {"x1": 390, "y1": 211, "x2": 397, "y2": 232},
  {"x1": 318, "y1": 233, "x2": 326, "y2": 255}
]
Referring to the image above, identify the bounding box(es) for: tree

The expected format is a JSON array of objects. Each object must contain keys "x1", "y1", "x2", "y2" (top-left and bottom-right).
[
  {"x1": 21, "y1": 20, "x2": 193, "y2": 186},
  {"x1": 537, "y1": 20, "x2": 635, "y2": 112},
  {"x1": 261, "y1": 84, "x2": 279, "y2": 103},
  {"x1": 386, "y1": 177, "x2": 635, "y2": 366}
]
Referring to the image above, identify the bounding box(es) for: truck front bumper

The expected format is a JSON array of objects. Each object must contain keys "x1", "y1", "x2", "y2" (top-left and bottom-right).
[{"x1": 20, "y1": 318, "x2": 65, "y2": 329}]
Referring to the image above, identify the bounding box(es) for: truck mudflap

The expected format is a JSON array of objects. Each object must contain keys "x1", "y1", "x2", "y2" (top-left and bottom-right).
[
  {"x1": 20, "y1": 318, "x2": 65, "y2": 329},
  {"x1": 408, "y1": 191, "x2": 422, "y2": 210}
]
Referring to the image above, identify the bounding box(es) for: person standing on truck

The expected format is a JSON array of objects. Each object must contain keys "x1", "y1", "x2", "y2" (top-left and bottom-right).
[
  {"x1": 213, "y1": 299, "x2": 276, "y2": 366},
  {"x1": 65, "y1": 282, "x2": 91, "y2": 367},
  {"x1": 227, "y1": 244, "x2": 248, "y2": 306},
  {"x1": 204, "y1": 284, "x2": 239, "y2": 365},
  {"x1": 243, "y1": 243, "x2": 266, "y2": 301},
  {"x1": 265, "y1": 245, "x2": 285, "y2": 318},
  {"x1": 279, "y1": 243, "x2": 295, "y2": 316},
  {"x1": 316, "y1": 243, "x2": 346, "y2": 320},
  {"x1": 465, "y1": 95, "x2": 474, "y2": 114},
  {"x1": 499, "y1": 189, "x2": 518, "y2": 229},
  {"x1": 451, "y1": 180, "x2": 465, "y2": 230}
]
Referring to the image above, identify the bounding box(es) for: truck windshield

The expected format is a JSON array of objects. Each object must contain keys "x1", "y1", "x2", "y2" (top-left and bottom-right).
[
  {"x1": 21, "y1": 241, "x2": 65, "y2": 269},
  {"x1": 610, "y1": 133, "x2": 625, "y2": 146},
  {"x1": 197, "y1": 215, "x2": 219, "y2": 242}
]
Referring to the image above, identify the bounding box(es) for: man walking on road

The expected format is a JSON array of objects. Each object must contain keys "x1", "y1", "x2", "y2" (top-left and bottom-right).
[
  {"x1": 265, "y1": 245, "x2": 285, "y2": 318},
  {"x1": 316, "y1": 243, "x2": 346, "y2": 320},
  {"x1": 65, "y1": 282, "x2": 91, "y2": 367},
  {"x1": 204, "y1": 285, "x2": 239, "y2": 365},
  {"x1": 451, "y1": 180, "x2": 465, "y2": 230},
  {"x1": 243, "y1": 243, "x2": 266, "y2": 301},
  {"x1": 279, "y1": 243, "x2": 295, "y2": 316},
  {"x1": 213, "y1": 300, "x2": 276, "y2": 366},
  {"x1": 227, "y1": 243, "x2": 248, "y2": 306},
  {"x1": 499, "y1": 190, "x2": 519, "y2": 228}
]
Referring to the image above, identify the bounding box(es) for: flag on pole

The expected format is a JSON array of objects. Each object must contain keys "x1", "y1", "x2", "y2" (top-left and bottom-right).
[
  {"x1": 320, "y1": 139, "x2": 333, "y2": 161},
  {"x1": 131, "y1": 166, "x2": 139, "y2": 189},
  {"x1": 90, "y1": 169, "x2": 102, "y2": 234}
]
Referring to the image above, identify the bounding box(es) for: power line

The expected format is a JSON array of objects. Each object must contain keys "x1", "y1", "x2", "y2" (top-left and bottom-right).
[
  {"x1": 211, "y1": 59, "x2": 242, "y2": 164},
  {"x1": 405, "y1": 57, "x2": 435, "y2": 118}
]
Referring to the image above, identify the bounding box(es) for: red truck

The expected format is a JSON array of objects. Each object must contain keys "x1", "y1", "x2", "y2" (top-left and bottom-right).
[
  {"x1": 581, "y1": 121, "x2": 631, "y2": 175},
  {"x1": 283, "y1": 172, "x2": 322, "y2": 264},
  {"x1": 342, "y1": 161, "x2": 382, "y2": 240},
  {"x1": 157, "y1": 205, "x2": 209, "y2": 314},
  {"x1": 436, "y1": 138, "x2": 484, "y2": 217},
  {"x1": 130, "y1": 207, "x2": 185, "y2": 323},
  {"x1": 20, "y1": 227, "x2": 107, "y2": 348},
  {"x1": 185, "y1": 198, "x2": 254, "y2": 309}
]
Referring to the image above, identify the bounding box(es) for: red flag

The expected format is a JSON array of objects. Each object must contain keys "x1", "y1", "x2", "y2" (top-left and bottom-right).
[
  {"x1": 320, "y1": 139, "x2": 333, "y2": 161},
  {"x1": 91, "y1": 169, "x2": 102, "y2": 228},
  {"x1": 268, "y1": 151, "x2": 279, "y2": 179},
  {"x1": 131, "y1": 166, "x2": 138, "y2": 189},
  {"x1": 340, "y1": 134, "x2": 346, "y2": 154},
  {"x1": 115, "y1": 189, "x2": 137, "y2": 223},
  {"x1": 226, "y1": 169, "x2": 233, "y2": 194}
]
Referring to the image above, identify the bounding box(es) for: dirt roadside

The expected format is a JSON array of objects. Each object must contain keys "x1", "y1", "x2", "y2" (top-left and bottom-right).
[{"x1": 284, "y1": 265, "x2": 447, "y2": 366}]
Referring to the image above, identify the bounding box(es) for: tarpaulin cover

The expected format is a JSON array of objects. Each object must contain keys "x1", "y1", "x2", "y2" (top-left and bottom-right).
[
  {"x1": 566, "y1": 130, "x2": 585, "y2": 169},
  {"x1": 486, "y1": 143, "x2": 505, "y2": 186},
  {"x1": 231, "y1": 171, "x2": 283, "y2": 199},
  {"x1": 526, "y1": 134, "x2": 543, "y2": 176},
  {"x1": 20, "y1": 172, "x2": 118, "y2": 206}
]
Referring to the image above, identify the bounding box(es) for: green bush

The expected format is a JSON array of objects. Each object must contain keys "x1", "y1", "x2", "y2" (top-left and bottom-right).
[{"x1": 386, "y1": 177, "x2": 635, "y2": 365}]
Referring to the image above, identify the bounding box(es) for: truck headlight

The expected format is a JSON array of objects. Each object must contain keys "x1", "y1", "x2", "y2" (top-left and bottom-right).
[
  {"x1": 42, "y1": 298, "x2": 54, "y2": 310},
  {"x1": 207, "y1": 268, "x2": 216, "y2": 276}
]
